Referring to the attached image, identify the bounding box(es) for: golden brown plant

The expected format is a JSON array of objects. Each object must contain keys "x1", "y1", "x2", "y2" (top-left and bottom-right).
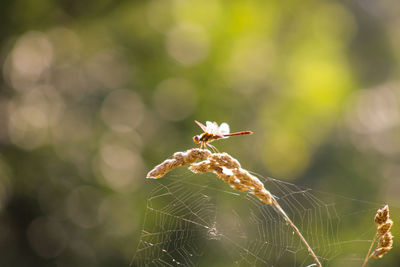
[
  {"x1": 146, "y1": 148, "x2": 211, "y2": 178},
  {"x1": 362, "y1": 205, "x2": 394, "y2": 267},
  {"x1": 147, "y1": 148, "x2": 322, "y2": 266}
]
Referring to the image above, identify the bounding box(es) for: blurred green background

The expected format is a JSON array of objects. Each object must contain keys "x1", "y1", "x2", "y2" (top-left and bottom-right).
[{"x1": 0, "y1": 0, "x2": 399, "y2": 266}]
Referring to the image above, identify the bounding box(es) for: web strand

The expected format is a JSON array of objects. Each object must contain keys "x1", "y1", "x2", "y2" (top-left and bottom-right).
[{"x1": 133, "y1": 169, "x2": 392, "y2": 266}]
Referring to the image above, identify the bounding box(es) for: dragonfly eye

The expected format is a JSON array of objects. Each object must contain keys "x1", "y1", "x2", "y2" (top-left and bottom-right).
[{"x1": 193, "y1": 135, "x2": 200, "y2": 144}]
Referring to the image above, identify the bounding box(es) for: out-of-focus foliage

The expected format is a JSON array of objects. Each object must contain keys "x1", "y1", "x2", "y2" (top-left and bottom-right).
[{"x1": 0, "y1": 0, "x2": 399, "y2": 266}]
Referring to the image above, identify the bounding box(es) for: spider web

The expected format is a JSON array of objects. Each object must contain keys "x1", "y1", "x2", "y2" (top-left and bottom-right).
[{"x1": 132, "y1": 170, "x2": 388, "y2": 266}]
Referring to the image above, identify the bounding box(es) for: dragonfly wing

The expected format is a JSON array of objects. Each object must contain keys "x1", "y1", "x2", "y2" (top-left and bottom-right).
[
  {"x1": 219, "y1": 122, "x2": 230, "y2": 135},
  {"x1": 206, "y1": 121, "x2": 217, "y2": 133},
  {"x1": 195, "y1": 120, "x2": 207, "y2": 132},
  {"x1": 213, "y1": 121, "x2": 220, "y2": 134}
]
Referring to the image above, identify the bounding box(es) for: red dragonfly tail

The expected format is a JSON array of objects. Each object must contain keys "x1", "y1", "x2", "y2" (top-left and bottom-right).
[{"x1": 223, "y1": 131, "x2": 253, "y2": 137}]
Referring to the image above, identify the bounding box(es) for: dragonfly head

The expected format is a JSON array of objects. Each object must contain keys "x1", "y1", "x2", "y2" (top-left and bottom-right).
[{"x1": 193, "y1": 135, "x2": 200, "y2": 144}]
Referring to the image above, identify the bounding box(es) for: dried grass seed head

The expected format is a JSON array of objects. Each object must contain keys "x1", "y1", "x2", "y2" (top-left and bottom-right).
[
  {"x1": 378, "y1": 232, "x2": 393, "y2": 249},
  {"x1": 189, "y1": 160, "x2": 212, "y2": 174},
  {"x1": 371, "y1": 247, "x2": 392, "y2": 259},
  {"x1": 374, "y1": 205, "x2": 390, "y2": 225},
  {"x1": 209, "y1": 153, "x2": 241, "y2": 169},
  {"x1": 377, "y1": 219, "x2": 393, "y2": 236},
  {"x1": 147, "y1": 148, "x2": 211, "y2": 178},
  {"x1": 252, "y1": 188, "x2": 273, "y2": 205}
]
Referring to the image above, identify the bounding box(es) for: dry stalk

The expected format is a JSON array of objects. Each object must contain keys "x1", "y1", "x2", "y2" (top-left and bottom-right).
[
  {"x1": 362, "y1": 205, "x2": 393, "y2": 267},
  {"x1": 147, "y1": 148, "x2": 322, "y2": 266}
]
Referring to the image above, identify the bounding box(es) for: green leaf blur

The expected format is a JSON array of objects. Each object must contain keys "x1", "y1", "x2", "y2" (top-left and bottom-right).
[{"x1": 0, "y1": 0, "x2": 399, "y2": 266}]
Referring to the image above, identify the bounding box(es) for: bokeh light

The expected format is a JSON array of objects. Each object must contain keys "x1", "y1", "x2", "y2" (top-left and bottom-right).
[
  {"x1": 0, "y1": 0, "x2": 399, "y2": 266},
  {"x1": 166, "y1": 23, "x2": 209, "y2": 66},
  {"x1": 27, "y1": 216, "x2": 67, "y2": 259},
  {"x1": 153, "y1": 78, "x2": 197, "y2": 121},
  {"x1": 5, "y1": 31, "x2": 54, "y2": 91},
  {"x1": 101, "y1": 89, "x2": 144, "y2": 132}
]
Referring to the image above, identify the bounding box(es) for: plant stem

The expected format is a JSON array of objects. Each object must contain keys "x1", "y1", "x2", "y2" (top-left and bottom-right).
[
  {"x1": 271, "y1": 197, "x2": 322, "y2": 267},
  {"x1": 362, "y1": 233, "x2": 378, "y2": 267}
]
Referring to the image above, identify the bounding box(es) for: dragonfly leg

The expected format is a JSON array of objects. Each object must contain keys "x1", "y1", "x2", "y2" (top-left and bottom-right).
[
  {"x1": 203, "y1": 143, "x2": 210, "y2": 151},
  {"x1": 207, "y1": 143, "x2": 220, "y2": 153},
  {"x1": 199, "y1": 142, "x2": 205, "y2": 150}
]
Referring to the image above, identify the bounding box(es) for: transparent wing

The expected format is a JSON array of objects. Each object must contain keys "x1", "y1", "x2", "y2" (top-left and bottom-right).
[
  {"x1": 206, "y1": 121, "x2": 217, "y2": 133},
  {"x1": 195, "y1": 120, "x2": 207, "y2": 132},
  {"x1": 219, "y1": 123, "x2": 230, "y2": 135},
  {"x1": 213, "y1": 121, "x2": 220, "y2": 134}
]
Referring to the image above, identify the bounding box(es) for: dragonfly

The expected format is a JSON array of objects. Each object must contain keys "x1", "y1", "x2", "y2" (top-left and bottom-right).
[{"x1": 193, "y1": 120, "x2": 253, "y2": 151}]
